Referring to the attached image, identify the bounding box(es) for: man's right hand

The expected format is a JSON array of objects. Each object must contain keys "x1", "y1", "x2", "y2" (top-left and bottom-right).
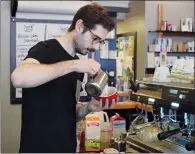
[{"x1": 73, "y1": 59, "x2": 101, "y2": 75}]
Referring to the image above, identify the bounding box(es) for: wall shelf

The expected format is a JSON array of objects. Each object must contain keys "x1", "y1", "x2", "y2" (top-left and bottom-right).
[
  {"x1": 153, "y1": 51, "x2": 194, "y2": 53},
  {"x1": 104, "y1": 101, "x2": 153, "y2": 112},
  {"x1": 100, "y1": 58, "x2": 116, "y2": 60},
  {"x1": 118, "y1": 91, "x2": 131, "y2": 97},
  {"x1": 149, "y1": 51, "x2": 195, "y2": 56},
  {"x1": 148, "y1": 30, "x2": 195, "y2": 37}
]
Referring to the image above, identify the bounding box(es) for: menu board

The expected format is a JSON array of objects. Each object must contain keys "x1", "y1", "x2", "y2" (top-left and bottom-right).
[
  {"x1": 16, "y1": 46, "x2": 32, "y2": 66},
  {"x1": 16, "y1": 23, "x2": 45, "y2": 46},
  {"x1": 45, "y1": 24, "x2": 70, "y2": 40}
]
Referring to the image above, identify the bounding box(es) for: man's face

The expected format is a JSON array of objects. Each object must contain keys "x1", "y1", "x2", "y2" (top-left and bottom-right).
[{"x1": 74, "y1": 20, "x2": 110, "y2": 55}]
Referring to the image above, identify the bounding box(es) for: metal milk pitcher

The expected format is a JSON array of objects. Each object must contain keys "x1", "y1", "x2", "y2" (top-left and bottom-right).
[{"x1": 85, "y1": 69, "x2": 108, "y2": 97}]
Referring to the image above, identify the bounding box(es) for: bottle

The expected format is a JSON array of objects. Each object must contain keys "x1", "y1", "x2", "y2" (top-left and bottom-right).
[
  {"x1": 80, "y1": 131, "x2": 85, "y2": 152},
  {"x1": 76, "y1": 119, "x2": 85, "y2": 152}
]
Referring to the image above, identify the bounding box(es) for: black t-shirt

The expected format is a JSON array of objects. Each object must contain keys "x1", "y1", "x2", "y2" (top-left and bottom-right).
[{"x1": 19, "y1": 39, "x2": 84, "y2": 153}]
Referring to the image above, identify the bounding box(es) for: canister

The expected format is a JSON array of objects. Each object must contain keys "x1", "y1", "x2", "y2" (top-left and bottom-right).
[{"x1": 114, "y1": 139, "x2": 126, "y2": 152}]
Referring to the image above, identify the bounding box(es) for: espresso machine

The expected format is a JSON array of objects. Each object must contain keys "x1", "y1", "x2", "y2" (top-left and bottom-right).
[{"x1": 126, "y1": 80, "x2": 195, "y2": 153}]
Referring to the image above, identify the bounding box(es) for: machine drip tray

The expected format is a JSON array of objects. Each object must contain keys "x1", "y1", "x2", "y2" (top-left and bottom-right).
[{"x1": 126, "y1": 135, "x2": 194, "y2": 153}]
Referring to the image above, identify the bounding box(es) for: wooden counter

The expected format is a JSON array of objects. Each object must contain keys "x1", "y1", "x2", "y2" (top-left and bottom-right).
[{"x1": 136, "y1": 102, "x2": 153, "y2": 112}]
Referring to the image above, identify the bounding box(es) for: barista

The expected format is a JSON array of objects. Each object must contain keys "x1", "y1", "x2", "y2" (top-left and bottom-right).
[{"x1": 11, "y1": 3, "x2": 116, "y2": 153}]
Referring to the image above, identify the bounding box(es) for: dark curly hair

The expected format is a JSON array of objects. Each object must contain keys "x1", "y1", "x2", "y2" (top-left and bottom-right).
[{"x1": 68, "y1": 2, "x2": 115, "y2": 32}]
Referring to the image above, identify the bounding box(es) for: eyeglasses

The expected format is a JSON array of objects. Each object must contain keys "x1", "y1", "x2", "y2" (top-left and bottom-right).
[{"x1": 87, "y1": 28, "x2": 106, "y2": 45}]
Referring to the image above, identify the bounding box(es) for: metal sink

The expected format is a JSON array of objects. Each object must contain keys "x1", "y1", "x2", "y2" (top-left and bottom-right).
[{"x1": 126, "y1": 135, "x2": 194, "y2": 153}]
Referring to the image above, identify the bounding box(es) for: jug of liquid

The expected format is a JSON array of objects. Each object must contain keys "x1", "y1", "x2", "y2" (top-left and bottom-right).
[{"x1": 85, "y1": 69, "x2": 108, "y2": 97}]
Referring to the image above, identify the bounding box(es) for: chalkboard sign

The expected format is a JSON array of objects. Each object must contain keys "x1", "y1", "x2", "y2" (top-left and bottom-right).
[{"x1": 10, "y1": 18, "x2": 90, "y2": 104}]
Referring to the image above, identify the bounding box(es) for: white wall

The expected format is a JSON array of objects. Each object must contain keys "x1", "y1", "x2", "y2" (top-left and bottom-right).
[
  {"x1": 1, "y1": 1, "x2": 22, "y2": 153},
  {"x1": 145, "y1": 1, "x2": 194, "y2": 32},
  {"x1": 15, "y1": 1, "x2": 129, "y2": 20}
]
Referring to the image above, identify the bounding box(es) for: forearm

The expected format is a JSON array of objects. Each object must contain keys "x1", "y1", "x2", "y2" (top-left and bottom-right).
[
  {"x1": 11, "y1": 60, "x2": 76, "y2": 88},
  {"x1": 76, "y1": 103, "x2": 91, "y2": 122}
]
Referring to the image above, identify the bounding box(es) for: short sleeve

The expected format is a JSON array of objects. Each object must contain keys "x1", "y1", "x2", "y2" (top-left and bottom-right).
[{"x1": 24, "y1": 42, "x2": 53, "y2": 64}]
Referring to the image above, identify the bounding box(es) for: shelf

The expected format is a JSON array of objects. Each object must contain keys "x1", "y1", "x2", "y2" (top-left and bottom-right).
[
  {"x1": 148, "y1": 30, "x2": 195, "y2": 37},
  {"x1": 104, "y1": 101, "x2": 153, "y2": 112},
  {"x1": 99, "y1": 91, "x2": 153, "y2": 111},
  {"x1": 153, "y1": 51, "x2": 194, "y2": 53},
  {"x1": 118, "y1": 91, "x2": 131, "y2": 97},
  {"x1": 148, "y1": 30, "x2": 195, "y2": 33},
  {"x1": 100, "y1": 58, "x2": 116, "y2": 60},
  {"x1": 150, "y1": 51, "x2": 195, "y2": 56},
  {"x1": 134, "y1": 89, "x2": 162, "y2": 99}
]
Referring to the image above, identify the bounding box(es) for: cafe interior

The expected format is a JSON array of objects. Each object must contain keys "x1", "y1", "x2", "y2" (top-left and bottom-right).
[{"x1": 1, "y1": 1, "x2": 195, "y2": 153}]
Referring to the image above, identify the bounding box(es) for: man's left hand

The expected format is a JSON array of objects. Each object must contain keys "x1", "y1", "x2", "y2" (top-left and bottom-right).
[{"x1": 88, "y1": 97, "x2": 117, "y2": 112}]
